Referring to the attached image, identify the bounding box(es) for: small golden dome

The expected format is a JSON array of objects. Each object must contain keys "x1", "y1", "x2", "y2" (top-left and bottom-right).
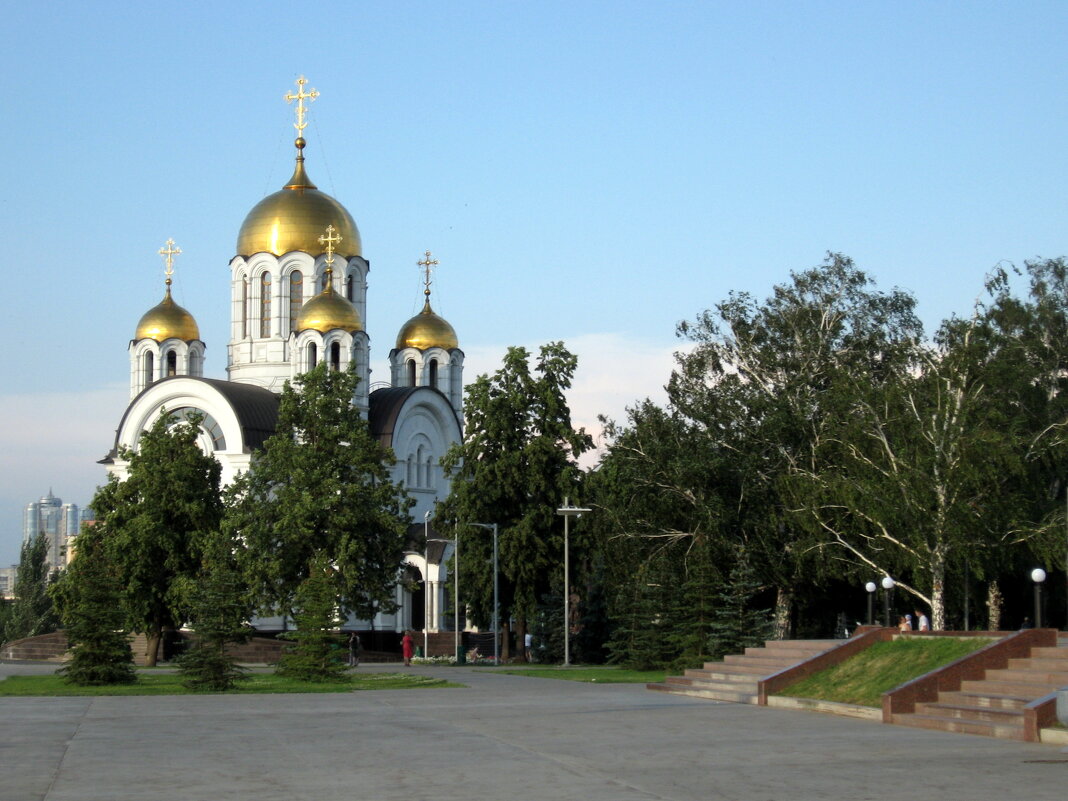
[
  {"x1": 396, "y1": 300, "x2": 458, "y2": 350},
  {"x1": 135, "y1": 288, "x2": 200, "y2": 342},
  {"x1": 295, "y1": 283, "x2": 363, "y2": 333},
  {"x1": 236, "y1": 141, "x2": 362, "y2": 258}
]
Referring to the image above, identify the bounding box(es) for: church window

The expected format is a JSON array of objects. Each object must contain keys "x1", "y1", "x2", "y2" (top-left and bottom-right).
[
  {"x1": 307, "y1": 343, "x2": 317, "y2": 369},
  {"x1": 143, "y1": 352, "x2": 154, "y2": 386},
  {"x1": 189, "y1": 350, "x2": 201, "y2": 376},
  {"x1": 260, "y1": 273, "x2": 272, "y2": 338},
  {"x1": 346, "y1": 275, "x2": 354, "y2": 301},
  {"x1": 429, "y1": 358, "x2": 438, "y2": 388},
  {"x1": 407, "y1": 358, "x2": 416, "y2": 387},
  {"x1": 241, "y1": 277, "x2": 248, "y2": 338},
  {"x1": 289, "y1": 270, "x2": 303, "y2": 332},
  {"x1": 166, "y1": 351, "x2": 177, "y2": 377},
  {"x1": 320, "y1": 272, "x2": 329, "y2": 292},
  {"x1": 330, "y1": 342, "x2": 341, "y2": 371}
]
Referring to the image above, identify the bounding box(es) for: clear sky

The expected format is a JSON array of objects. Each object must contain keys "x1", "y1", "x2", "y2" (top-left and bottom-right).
[{"x1": 2, "y1": 1, "x2": 1067, "y2": 564}]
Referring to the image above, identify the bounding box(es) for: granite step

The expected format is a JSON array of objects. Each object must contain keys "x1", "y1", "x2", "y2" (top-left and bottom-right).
[
  {"x1": 893, "y1": 713, "x2": 1025, "y2": 741},
  {"x1": 913, "y1": 701, "x2": 1024, "y2": 724}
]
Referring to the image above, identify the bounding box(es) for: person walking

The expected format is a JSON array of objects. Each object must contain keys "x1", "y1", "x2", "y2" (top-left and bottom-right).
[
  {"x1": 915, "y1": 609, "x2": 930, "y2": 632},
  {"x1": 401, "y1": 630, "x2": 415, "y2": 667},
  {"x1": 347, "y1": 632, "x2": 361, "y2": 667}
]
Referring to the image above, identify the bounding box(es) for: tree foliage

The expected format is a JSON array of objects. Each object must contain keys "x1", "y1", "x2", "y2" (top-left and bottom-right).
[
  {"x1": 227, "y1": 364, "x2": 411, "y2": 620},
  {"x1": 435, "y1": 342, "x2": 593, "y2": 660},
  {"x1": 275, "y1": 552, "x2": 349, "y2": 683},
  {"x1": 5, "y1": 531, "x2": 60, "y2": 643}
]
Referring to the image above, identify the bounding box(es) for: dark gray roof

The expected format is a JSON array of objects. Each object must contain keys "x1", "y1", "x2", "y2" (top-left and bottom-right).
[{"x1": 368, "y1": 385, "x2": 461, "y2": 449}]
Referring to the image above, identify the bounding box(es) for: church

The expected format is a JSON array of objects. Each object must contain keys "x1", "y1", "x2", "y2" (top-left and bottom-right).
[{"x1": 101, "y1": 78, "x2": 462, "y2": 638}]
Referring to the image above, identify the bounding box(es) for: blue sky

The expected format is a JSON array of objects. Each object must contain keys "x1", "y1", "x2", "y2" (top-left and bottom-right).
[{"x1": 2, "y1": 1, "x2": 1067, "y2": 564}]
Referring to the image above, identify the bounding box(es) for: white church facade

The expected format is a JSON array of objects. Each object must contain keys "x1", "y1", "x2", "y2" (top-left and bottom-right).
[{"x1": 102, "y1": 78, "x2": 463, "y2": 638}]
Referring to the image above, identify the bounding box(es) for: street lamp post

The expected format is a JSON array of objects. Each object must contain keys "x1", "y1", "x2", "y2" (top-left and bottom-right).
[
  {"x1": 881, "y1": 576, "x2": 895, "y2": 628},
  {"x1": 556, "y1": 498, "x2": 591, "y2": 667},
  {"x1": 1032, "y1": 568, "x2": 1047, "y2": 629},
  {"x1": 423, "y1": 510, "x2": 431, "y2": 659},
  {"x1": 426, "y1": 536, "x2": 459, "y2": 659},
  {"x1": 468, "y1": 523, "x2": 499, "y2": 665},
  {"x1": 865, "y1": 581, "x2": 877, "y2": 626}
]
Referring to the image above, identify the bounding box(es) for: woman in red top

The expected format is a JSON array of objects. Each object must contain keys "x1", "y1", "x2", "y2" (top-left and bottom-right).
[{"x1": 401, "y1": 630, "x2": 415, "y2": 666}]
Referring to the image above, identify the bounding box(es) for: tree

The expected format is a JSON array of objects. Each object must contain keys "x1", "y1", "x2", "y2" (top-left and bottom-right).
[
  {"x1": 275, "y1": 552, "x2": 348, "y2": 682},
  {"x1": 227, "y1": 364, "x2": 411, "y2": 622},
  {"x1": 5, "y1": 532, "x2": 59, "y2": 642},
  {"x1": 435, "y1": 342, "x2": 593, "y2": 661},
  {"x1": 177, "y1": 531, "x2": 253, "y2": 691},
  {"x1": 51, "y1": 520, "x2": 136, "y2": 686},
  {"x1": 99, "y1": 411, "x2": 224, "y2": 666}
]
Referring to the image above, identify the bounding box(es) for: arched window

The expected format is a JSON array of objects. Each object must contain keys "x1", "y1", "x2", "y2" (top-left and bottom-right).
[
  {"x1": 307, "y1": 343, "x2": 317, "y2": 369},
  {"x1": 330, "y1": 342, "x2": 341, "y2": 371},
  {"x1": 260, "y1": 273, "x2": 272, "y2": 338},
  {"x1": 407, "y1": 358, "x2": 416, "y2": 387},
  {"x1": 346, "y1": 275, "x2": 354, "y2": 301},
  {"x1": 428, "y1": 358, "x2": 438, "y2": 388},
  {"x1": 289, "y1": 271, "x2": 303, "y2": 332},
  {"x1": 166, "y1": 351, "x2": 177, "y2": 377},
  {"x1": 320, "y1": 272, "x2": 329, "y2": 292},
  {"x1": 143, "y1": 352, "x2": 154, "y2": 386},
  {"x1": 189, "y1": 350, "x2": 201, "y2": 377},
  {"x1": 241, "y1": 277, "x2": 249, "y2": 338}
]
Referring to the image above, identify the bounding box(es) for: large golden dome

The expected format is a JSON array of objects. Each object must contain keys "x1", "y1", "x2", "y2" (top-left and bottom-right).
[
  {"x1": 236, "y1": 139, "x2": 362, "y2": 258},
  {"x1": 396, "y1": 300, "x2": 458, "y2": 350},
  {"x1": 135, "y1": 288, "x2": 200, "y2": 342},
  {"x1": 296, "y1": 282, "x2": 363, "y2": 333}
]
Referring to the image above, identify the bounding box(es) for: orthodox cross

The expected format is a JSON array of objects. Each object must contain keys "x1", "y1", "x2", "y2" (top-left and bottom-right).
[
  {"x1": 158, "y1": 238, "x2": 181, "y2": 285},
  {"x1": 318, "y1": 225, "x2": 342, "y2": 280},
  {"x1": 285, "y1": 75, "x2": 319, "y2": 135},
  {"x1": 418, "y1": 250, "x2": 439, "y2": 299}
]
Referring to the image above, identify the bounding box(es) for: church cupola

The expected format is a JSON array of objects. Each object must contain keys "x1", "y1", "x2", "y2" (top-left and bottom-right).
[
  {"x1": 389, "y1": 251, "x2": 464, "y2": 416},
  {"x1": 129, "y1": 239, "x2": 205, "y2": 398},
  {"x1": 228, "y1": 76, "x2": 370, "y2": 393}
]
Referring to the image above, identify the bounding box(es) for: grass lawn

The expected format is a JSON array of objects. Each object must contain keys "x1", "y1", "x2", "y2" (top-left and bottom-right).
[
  {"x1": 0, "y1": 671, "x2": 461, "y2": 697},
  {"x1": 489, "y1": 666, "x2": 665, "y2": 684},
  {"x1": 780, "y1": 637, "x2": 992, "y2": 707}
]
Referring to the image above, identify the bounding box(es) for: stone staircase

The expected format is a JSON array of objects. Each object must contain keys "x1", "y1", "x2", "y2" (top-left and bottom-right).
[
  {"x1": 890, "y1": 633, "x2": 1068, "y2": 740},
  {"x1": 647, "y1": 639, "x2": 840, "y2": 703}
]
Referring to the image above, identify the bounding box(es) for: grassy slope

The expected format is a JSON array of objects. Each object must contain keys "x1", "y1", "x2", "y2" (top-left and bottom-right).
[
  {"x1": 779, "y1": 637, "x2": 992, "y2": 707},
  {"x1": 0, "y1": 672, "x2": 461, "y2": 697}
]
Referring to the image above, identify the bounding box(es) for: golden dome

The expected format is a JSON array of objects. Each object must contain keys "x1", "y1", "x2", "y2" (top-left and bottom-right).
[
  {"x1": 396, "y1": 300, "x2": 458, "y2": 350},
  {"x1": 295, "y1": 283, "x2": 363, "y2": 333},
  {"x1": 135, "y1": 287, "x2": 200, "y2": 342},
  {"x1": 236, "y1": 139, "x2": 362, "y2": 258}
]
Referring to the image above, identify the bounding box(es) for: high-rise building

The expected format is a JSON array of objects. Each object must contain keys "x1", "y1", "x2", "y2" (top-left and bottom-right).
[{"x1": 22, "y1": 490, "x2": 79, "y2": 571}]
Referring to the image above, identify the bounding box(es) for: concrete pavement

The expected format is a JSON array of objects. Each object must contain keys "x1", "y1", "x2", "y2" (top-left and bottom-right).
[{"x1": 1, "y1": 663, "x2": 1065, "y2": 801}]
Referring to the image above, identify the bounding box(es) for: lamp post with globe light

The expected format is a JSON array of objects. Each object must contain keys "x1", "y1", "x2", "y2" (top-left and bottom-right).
[
  {"x1": 881, "y1": 576, "x2": 895, "y2": 627},
  {"x1": 1032, "y1": 568, "x2": 1047, "y2": 629},
  {"x1": 865, "y1": 581, "x2": 877, "y2": 626}
]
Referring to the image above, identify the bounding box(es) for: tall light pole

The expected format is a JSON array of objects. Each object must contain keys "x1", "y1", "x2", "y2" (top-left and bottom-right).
[
  {"x1": 468, "y1": 523, "x2": 499, "y2": 665},
  {"x1": 557, "y1": 498, "x2": 591, "y2": 667},
  {"x1": 865, "y1": 581, "x2": 876, "y2": 626},
  {"x1": 881, "y1": 576, "x2": 895, "y2": 628},
  {"x1": 423, "y1": 510, "x2": 431, "y2": 659},
  {"x1": 1032, "y1": 568, "x2": 1047, "y2": 629}
]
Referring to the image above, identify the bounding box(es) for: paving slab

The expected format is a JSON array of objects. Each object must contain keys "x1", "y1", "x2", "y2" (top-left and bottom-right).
[{"x1": 1, "y1": 663, "x2": 1066, "y2": 801}]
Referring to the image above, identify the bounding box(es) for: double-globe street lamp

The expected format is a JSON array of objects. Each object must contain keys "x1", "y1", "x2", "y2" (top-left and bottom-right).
[
  {"x1": 467, "y1": 522, "x2": 499, "y2": 665},
  {"x1": 557, "y1": 498, "x2": 591, "y2": 667}
]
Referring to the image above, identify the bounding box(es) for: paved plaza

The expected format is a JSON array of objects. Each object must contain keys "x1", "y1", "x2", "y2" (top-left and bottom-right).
[{"x1": 1, "y1": 662, "x2": 1065, "y2": 801}]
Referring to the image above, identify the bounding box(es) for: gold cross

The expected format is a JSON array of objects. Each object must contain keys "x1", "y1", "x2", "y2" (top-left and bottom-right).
[
  {"x1": 318, "y1": 225, "x2": 342, "y2": 270},
  {"x1": 417, "y1": 250, "x2": 439, "y2": 298},
  {"x1": 158, "y1": 238, "x2": 181, "y2": 282},
  {"x1": 285, "y1": 75, "x2": 319, "y2": 135}
]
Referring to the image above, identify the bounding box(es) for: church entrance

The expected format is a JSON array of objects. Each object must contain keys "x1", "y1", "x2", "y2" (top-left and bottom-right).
[{"x1": 405, "y1": 564, "x2": 425, "y2": 632}]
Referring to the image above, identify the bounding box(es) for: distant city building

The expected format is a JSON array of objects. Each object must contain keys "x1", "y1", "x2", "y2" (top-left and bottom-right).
[
  {"x1": 22, "y1": 490, "x2": 80, "y2": 571},
  {"x1": 0, "y1": 566, "x2": 15, "y2": 599}
]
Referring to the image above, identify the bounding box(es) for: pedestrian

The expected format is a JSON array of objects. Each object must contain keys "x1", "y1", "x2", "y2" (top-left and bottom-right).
[
  {"x1": 903, "y1": 613, "x2": 913, "y2": 631},
  {"x1": 401, "y1": 630, "x2": 415, "y2": 666},
  {"x1": 915, "y1": 609, "x2": 930, "y2": 632},
  {"x1": 525, "y1": 631, "x2": 533, "y2": 662},
  {"x1": 347, "y1": 631, "x2": 361, "y2": 667},
  {"x1": 897, "y1": 615, "x2": 909, "y2": 632}
]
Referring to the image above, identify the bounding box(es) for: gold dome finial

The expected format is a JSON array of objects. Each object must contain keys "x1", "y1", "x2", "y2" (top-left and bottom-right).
[
  {"x1": 417, "y1": 250, "x2": 439, "y2": 303},
  {"x1": 294, "y1": 225, "x2": 362, "y2": 333},
  {"x1": 285, "y1": 75, "x2": 319, "y2": 139},
  {"x1": 158, "y1": 238, "x2": 182, "y2": 290},
  {"x1": 318, "y1": 224, "x2": 343, "y2": 286}
]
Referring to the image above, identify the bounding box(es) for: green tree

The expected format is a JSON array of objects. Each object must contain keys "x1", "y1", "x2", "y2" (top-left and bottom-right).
[
  {"x1": 227, "y1": 364, "x2": 410, "y2": 621},
  {"x1": 51, "y1": 519, "x2": 136, "y2": 686},
  {"x1": 706, "y1": 554, "x2": 772, "y2": 660},
  {"x1": 275, "y1": 552, "x2": 348, "y2": 682},
  {"x1": 99, "y1": 411, "x2": 224, "y2": 666},
  {"x1": 177, "y1": 531, "x2": 253, "y2": 691},
  {"x1": 5, "y1": 531, "x2": 59, "y2": 642},
  {"x1": 435, "y1": 343, "x2": 593, "y2": 661}
]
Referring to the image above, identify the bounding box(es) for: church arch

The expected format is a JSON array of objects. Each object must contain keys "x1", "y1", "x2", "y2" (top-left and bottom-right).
[
  {"x1": 288, "y1": 269, "x2": 303, "y2": 332},
  {"x1": 407, "y1": 358, "x2": 416, "y2": 387},
  {"x1": 166, "y1": 350, "x2": 178, "y2": 377},
  {"x1": 143, "y1": 352, "x2": 154, "y2": 386},
  {"x1": 259, "y1": 272, "x2": 272, "y2": 338}
]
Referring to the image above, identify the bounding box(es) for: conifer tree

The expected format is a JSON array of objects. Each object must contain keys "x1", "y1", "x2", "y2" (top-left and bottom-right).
[
  {"x1": 706, "y1": 556, "x2": 772, "y2": 661},
  {"x1": 51, "y1": 521, "x2": 136, "y2": 686},
  {"x1": 275, "y1": 553, "x2": 348, "y2": 682}
]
